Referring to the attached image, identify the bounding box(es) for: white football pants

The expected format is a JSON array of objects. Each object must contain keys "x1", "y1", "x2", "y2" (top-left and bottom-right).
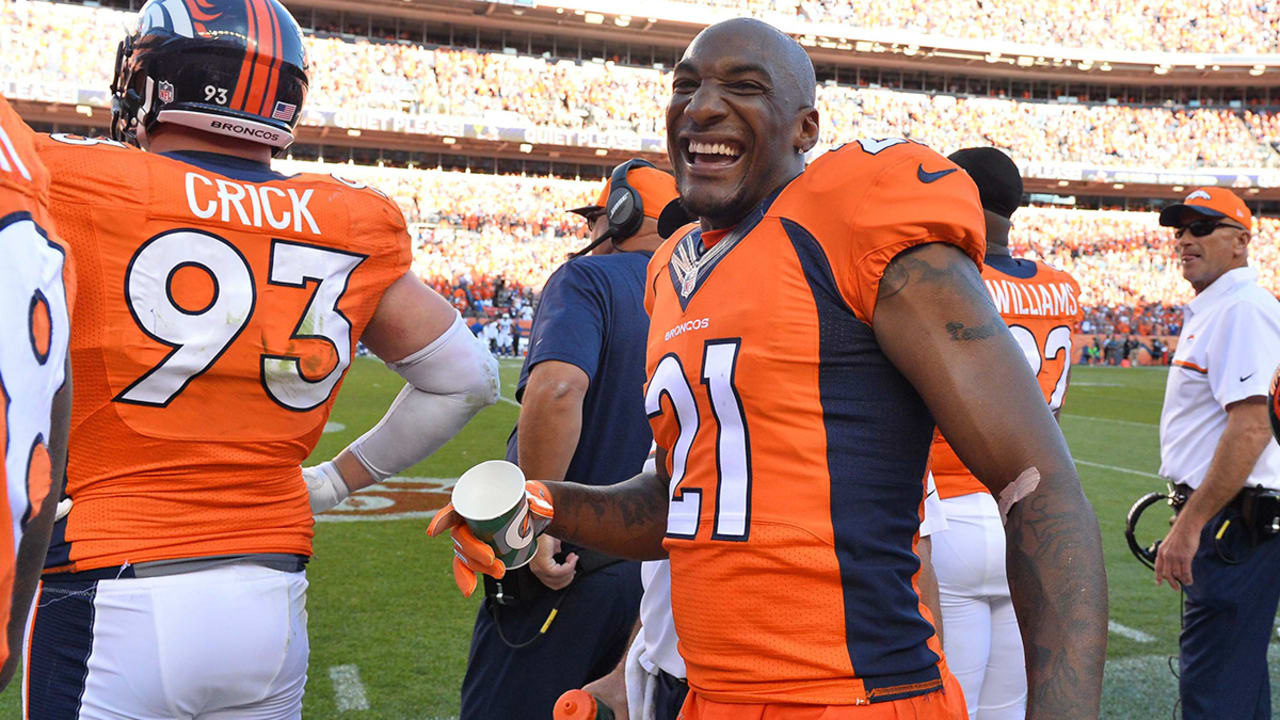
[
  {"x1": 25, "y1": 563, "x2": 308, "y2": 720},
  {"x1": 932, "y1": 492, "x2": 1026, "y2": 720}
]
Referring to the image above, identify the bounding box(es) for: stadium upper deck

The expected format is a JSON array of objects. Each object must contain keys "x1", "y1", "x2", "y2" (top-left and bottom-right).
[
  {"x1": 537, "y1": 0, "x2": 1280, "y2": 58},
  {"x1": 5, "y1": 0, "x2": 1280, "y2": 206}
]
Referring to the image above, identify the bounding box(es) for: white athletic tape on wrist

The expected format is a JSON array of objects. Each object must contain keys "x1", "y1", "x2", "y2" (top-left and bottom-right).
[
  {"x1": 998, "y1": 467, "x2": 1041, "y2": 524},
  {"x1": 304, "y1": 460, "x2": 350, "y2": 514}
]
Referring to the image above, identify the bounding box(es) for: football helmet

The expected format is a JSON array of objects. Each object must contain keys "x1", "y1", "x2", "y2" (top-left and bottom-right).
[{"x1": 110, "y1": 0, "x2": 309, "y2": 151}]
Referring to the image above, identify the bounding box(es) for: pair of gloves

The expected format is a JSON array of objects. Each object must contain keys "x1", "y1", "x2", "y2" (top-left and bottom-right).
[
  {"x1": 304, "y1": 461, "x2": 555, "y2": 598},
  {"x1": 427, "y1": 480, "x2": 556, "y2": 597}
]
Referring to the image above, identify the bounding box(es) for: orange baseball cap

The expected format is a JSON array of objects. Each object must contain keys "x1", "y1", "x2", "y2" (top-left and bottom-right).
[
  {"x1": 569, "y1": 164, "x2": 679, "y2": 220},
  {"x1": 1159, "y1": 187, "x2": 1253, "y2": 229}
]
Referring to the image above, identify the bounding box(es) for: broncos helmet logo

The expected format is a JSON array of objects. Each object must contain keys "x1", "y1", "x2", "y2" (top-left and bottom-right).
[{"x1": 136, "y1": 0, "x2": 221, "y2": 39}]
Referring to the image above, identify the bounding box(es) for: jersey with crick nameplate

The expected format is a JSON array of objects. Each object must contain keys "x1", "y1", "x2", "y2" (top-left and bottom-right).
[{"x1": 35, "y1": 134, "x2": 410, "y2": 573}]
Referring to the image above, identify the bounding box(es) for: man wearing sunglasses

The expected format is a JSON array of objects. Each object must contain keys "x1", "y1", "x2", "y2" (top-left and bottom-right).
[{"x1": 1154, "y1": 187, "x2": 1280, "y2": 720}]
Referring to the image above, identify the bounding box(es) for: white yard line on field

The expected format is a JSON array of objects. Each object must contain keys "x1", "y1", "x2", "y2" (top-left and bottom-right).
[
  {"x1": 1108, "y1": 621, "x2": 1156, "y2": 643},
  {"x1": 498, "y1": 394, "x2": 520, "y2": 407},
  {"x1": 329, "y1": 665, "x2": 371, "y2": 712},
  {"x1": 1075, "y1": 459, "x2": 1161, "y2": 479}
]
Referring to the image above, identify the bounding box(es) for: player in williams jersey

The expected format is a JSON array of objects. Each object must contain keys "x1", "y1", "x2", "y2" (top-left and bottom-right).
[
  {"x1": 0, "y1": 96, "x2": 73, "y2": 691},
  {"x1": 435, "y1": 17, "x2": 1106, "y2": 720},
  {"x1": 26, "y1": 1, "x2": 496, "y2": 717},
  {"x1": 928, "y1": 148, "x2": 1083, "y2": 720}
]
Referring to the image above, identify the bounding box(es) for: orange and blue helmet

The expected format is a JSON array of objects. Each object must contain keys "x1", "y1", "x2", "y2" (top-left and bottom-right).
[{"x1": 110, "y1": 0, "x2": 308, "y2": 151}]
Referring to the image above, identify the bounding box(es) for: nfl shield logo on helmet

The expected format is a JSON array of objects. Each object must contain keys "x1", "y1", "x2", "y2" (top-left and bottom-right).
[{"x1": 158, "y1": 81, "x2": 175, "y2": 105}]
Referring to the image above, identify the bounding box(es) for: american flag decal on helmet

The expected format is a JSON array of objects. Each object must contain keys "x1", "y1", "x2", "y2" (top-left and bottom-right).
[{"x1": 271, "y1": 101, "x2": 295, "y2": 122}]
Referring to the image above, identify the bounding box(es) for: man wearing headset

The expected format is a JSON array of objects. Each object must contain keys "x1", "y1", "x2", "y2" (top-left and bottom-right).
[{"x1": 458, "y1": 160, "x2": 681, "y2": 720}]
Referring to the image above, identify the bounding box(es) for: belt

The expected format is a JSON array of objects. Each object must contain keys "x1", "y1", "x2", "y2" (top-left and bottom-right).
[
  {"x1": 658, "y1": 669, "x2": 688, "y2": 690},
  {"x1": 1171, "y1": 483, "x2": 1273, "y2": 506},
  {"x1": 42, "y1": 554, "x2": 309, "y2": 583}
]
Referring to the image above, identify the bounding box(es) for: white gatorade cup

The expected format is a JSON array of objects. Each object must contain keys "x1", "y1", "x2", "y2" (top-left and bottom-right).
[{"x1": 451, "y1": 460, "x2": 540, "y2": 570}]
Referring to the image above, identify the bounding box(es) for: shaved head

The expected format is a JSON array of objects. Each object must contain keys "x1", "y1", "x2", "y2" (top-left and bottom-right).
[{"x1": 666, "y1": 18, "x2": 821, "y2": 229}]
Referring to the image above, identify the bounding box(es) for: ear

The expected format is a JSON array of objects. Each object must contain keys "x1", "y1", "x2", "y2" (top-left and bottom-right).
[
  {"x1": 795, "y1": 107, "x2": 820, "y2": 154},
  {"x1": 1237, "y1": 229, "x2": 1252, "y2": 257}
]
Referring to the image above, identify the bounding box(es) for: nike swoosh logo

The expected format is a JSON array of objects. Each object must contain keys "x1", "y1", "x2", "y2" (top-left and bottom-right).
[
  {"x1": 917, "y1": 165, "x2": 958, "y2": 184},
  {"x1": 1241, "y1": 373, "x2": 1255, "y2": 382}
]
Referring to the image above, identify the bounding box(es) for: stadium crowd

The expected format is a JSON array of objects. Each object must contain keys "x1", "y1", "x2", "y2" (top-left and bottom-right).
[
  {"x1": 273, "y1": 161, "x2": 1278, "y2": 345},
  {"x1": 5, "y1": 1, "x2": 1280, "y2": 171},
  {"x1": 669, "y1": 0, "x2": 1280, "y2": 54},
  {"x1": 276, "y1": 161, "x2": 598, "y2": 316},
  {"x1": 5, "y1": 0, "x2": 1279, "y2": 336},
  {"x1": 1013, "y1": 207, "x2": 1280, "y2": 343}
]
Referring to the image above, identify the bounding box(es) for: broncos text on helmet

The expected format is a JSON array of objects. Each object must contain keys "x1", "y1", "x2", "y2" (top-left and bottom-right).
[{"x1": 110, "y1": 0, "x2": 309, "y2": 152}]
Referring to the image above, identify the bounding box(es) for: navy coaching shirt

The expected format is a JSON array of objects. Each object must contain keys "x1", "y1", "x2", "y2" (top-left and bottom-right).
[{"x1": 506, "y1": 250, "x2": 654, "y2": 492}]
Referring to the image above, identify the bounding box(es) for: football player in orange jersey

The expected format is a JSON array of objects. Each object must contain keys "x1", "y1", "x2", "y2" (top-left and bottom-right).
[
  {"x1": 0, "y1": 96, "x2": 74, "y2": 692},
  {"x1": 433, "y1": 17, "x2": 1106, "y2": 720},
  {"x1": 928, "y1": 148, "x2": 1083, "y2": 720},
  {"x1": 24, "y1": 1, "x2": 496, "y2": 717}
]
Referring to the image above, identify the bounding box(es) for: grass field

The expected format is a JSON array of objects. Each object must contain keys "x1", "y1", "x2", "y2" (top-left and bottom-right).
[{"x1": 4, "y1": 360, "x2": 1277, "y2": 718}]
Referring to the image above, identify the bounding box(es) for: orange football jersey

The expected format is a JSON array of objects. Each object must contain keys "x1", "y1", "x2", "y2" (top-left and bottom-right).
[
  {"x1": 0, "y1": 97, "x2": 73, "y2": 667},
  {"x1": 644, "y1": 139, "x2": 985, "y2": 705},
  {"x1": 930, "y1": 257, "x2": 1082, "y2": 499},
  {"x1": 35, "y1": 134, "x2": 410, "y2": 572}
]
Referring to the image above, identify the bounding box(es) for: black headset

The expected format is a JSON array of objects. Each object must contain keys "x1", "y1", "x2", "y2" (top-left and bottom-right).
[{"x1": 572, "y1": 159, "x2": 658, "y2": 257}]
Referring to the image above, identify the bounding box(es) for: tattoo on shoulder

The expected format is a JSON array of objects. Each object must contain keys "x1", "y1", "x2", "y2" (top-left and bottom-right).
[{"x1": 879, "y1": 242, "x2": 984, "y2": 301}]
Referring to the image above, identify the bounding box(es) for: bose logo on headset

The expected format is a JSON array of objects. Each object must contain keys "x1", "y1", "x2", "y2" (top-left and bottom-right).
[{"x1": 572, "y1": 158, "x2": 658, "y2": 257}]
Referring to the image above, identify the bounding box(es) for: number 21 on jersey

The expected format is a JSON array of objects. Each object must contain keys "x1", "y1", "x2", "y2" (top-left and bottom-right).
[
  {"x1": 116, "y1": 229, "x2": 363, "y2": 412},
  {"x1": 645, "y1": 338, "x2": 751, "y2": 541}
]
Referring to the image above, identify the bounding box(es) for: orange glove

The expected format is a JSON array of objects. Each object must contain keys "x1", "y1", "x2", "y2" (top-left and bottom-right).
[{"x1": 427, "y1": 480, "x2": 555, "y2": 597}]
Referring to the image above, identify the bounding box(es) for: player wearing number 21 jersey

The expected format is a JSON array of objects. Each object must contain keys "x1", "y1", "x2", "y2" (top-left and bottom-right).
[
  {"x1": 23, "y1": 0, "x2": 496, "y2": 716},
  {"x1": 0, "y1": 96, "x2": 72, "y2": 690},
  {"x1": 436, "y1": 19, "x2": 1109, "y2": 719},
  {"x1": 644, "y1": 135, "x2": 982, "y2": 710}
]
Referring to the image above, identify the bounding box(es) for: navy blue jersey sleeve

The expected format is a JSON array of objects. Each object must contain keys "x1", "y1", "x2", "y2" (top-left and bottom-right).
[{"x1": 524, "y1": 260, "x2": 606, "y2": 386}]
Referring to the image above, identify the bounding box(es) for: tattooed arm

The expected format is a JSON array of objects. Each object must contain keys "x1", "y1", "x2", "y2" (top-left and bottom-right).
[
  {"x1": 541, "y1": 447, "x2": 671, "y2": 561},
  {"x1": 873, "y1": 242, "x2": 1107, "y2": 720}
]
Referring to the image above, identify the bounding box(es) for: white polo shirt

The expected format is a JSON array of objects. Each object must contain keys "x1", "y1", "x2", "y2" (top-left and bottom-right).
[{"x1": 1159, "y1": 267, "x2": 1280, "y2": 490}]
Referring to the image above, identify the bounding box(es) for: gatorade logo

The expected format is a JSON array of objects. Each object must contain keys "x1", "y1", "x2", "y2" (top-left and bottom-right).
[{"x1": 503, "y1": 504, "x2": 534, "y2": 551}]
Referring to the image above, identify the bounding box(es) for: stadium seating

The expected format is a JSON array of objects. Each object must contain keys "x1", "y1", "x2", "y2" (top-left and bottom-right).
[
  {"x1": 7, "y1": 0, "x2": 1277, "y2": 327},
  {"x1": 660, "y1": 0, "x2": 1280, "y2": 54},
  {"x1": 271, "y1": 160, "x2": 1279, "y2": 330},
  {"x1": 4, "y1": 1, "x2": 1279, "y2": 172}
]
